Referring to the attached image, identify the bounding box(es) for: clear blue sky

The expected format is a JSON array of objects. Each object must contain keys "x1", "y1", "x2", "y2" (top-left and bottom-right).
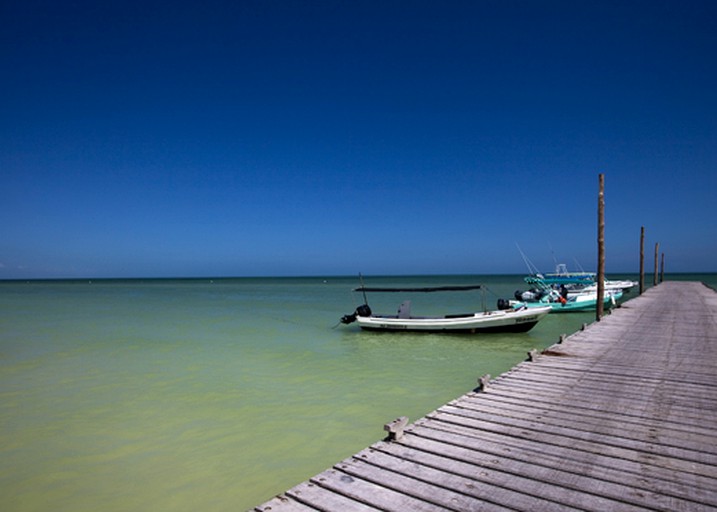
[{"x1": 2, "y1": 1, "x2": 716, "y2": 279}]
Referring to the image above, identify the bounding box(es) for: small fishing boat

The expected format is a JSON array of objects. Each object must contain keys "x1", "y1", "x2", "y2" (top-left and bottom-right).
[
  {"x1": 511, "y1": 292, "x2": 621, "y2": 312},
  {"x1": 340, "y1": 282, "x2": 551, "y2": 333},
  {"x1": 565, "y1": 279, "x2": 637, "y2": 296},
  {"x1": 527, "y1": 263, "x2": 637, "y2": 294},
  {"x1": 539, "y1": 263, "x2": 596, "y2": 285},
  {"x1": 512, "y1": 276, "x2": 622, "y2": 312}
]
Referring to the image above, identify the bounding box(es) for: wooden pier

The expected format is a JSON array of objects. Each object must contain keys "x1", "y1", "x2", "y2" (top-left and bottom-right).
[{"x1": 254, "y1": 281, "x2": 717, "y2": 511}]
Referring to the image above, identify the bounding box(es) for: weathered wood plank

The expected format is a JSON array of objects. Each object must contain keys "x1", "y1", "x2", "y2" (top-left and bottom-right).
[
  {"x1": 379, "y1": 434, "x2": 717, "y2": 511},
  {"x1": 442, "y1": 399, "x2": 717, "y2": 456},
  {"x1": 481, "y1": 378, "x2": 717, "y2": 423},
  {"x1": 454, "y1": 393, "x2": 717, "y2": 448},
  {"x1": 336, "y1": 456, "x2": 516, "y2": 512},
  {"x1": 418, "y1": 409, "x2": 717, "y2": 474},
  {"x1": 514, "y1": 363, "x2": 717, "y2": 394},
  {"x1": 390, "y1": 428, "x2": 717, "y2": 504},
  {"x1": 347, "y1": 447, "x2": 583, "y2": 511},
  {"x1": 285, "y1": 479, "x2": 383, "y2": 511},
  {"x1": 303, "y1": 467, "x2": 455, "y2": 512},
  {"x1": 478, "y1": 384, "x2": 717, "y2": 429},
  {"x1": 253, "y1": 494, "x2": 318, "y2": 511}
]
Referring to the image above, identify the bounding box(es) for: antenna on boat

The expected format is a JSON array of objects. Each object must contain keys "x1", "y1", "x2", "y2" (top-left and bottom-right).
[
  {"x1": 358, "y1": 273, "x2": 369, "y2": 305},
  {"x1": 574, "y1": 258, "x2": 586, "y2": 273},
  {"x1": 516, "y1": 243, "x2": 541, "y2": 276},
  {"x1": 549, "y1": 243, "x2": 559, "y2": 270}
]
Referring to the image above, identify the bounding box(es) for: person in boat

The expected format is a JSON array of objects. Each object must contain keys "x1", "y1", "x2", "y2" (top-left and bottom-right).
[{"x1": 560, "y1": 284, "x2": 568, "y2": 299}]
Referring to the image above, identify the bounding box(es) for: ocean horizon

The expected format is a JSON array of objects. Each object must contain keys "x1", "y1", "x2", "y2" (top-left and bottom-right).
[{"x1": 2, "y1": 273, "x2": 715, "y2": 511}]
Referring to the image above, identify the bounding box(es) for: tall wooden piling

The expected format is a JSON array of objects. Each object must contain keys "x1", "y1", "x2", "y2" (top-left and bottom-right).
[
  {"x1": 639, "y1": 226, "x2": 645, "y2": 294},
  {"x1": 654, "y1": 242, "x2": 660, "y2": 286},
  {"x1": 596, "y1": 174, "x2": 605, "y2": 320}
]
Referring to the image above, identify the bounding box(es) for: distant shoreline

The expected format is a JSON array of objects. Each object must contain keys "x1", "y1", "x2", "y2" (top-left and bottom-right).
[{"x1": 2, "y1": 271, "x2": 716, "y2": 284}]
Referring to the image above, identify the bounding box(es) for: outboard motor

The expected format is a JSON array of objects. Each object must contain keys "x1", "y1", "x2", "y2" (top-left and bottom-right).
[
  {"x1": 340, "y1": 304, "x2": 372, "y2": 325},
  {"x1": 356, "y1": 304, "x2": 372, "y2": 317},
  {"x1": 340, "y1": 312, "x2": 357, "y2": 324},
  {"x1": 497, "y1": 298, "x2": 512, "y2": 310},
  {"x1": 518, "y1": 289, "x2": 540, "y2": 301}
]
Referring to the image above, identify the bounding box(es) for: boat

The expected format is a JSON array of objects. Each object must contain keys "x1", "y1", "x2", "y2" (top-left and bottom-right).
[
  {"x1": 512, "y1": 276, "x2": 623, "y2": 312},
  {"x1": 523, "y1": 260, "x2": 637, "y2": 296},
  {"x1": 539, "y1": 263, "x2": 596, "y2": 285},
  {"x1": 565, "y1": 279, "x2": 637, "y2": 296},
  {"x1": 339, "y1": 282, "x2": 551, "y2": 333},
  {"x1": 512, "y1": 292, "x2": 621, "y2": 312}
]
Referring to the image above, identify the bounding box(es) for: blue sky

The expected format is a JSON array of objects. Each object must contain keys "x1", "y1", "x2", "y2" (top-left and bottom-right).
[{"x1": 2, "y1": 0, "x2": 716, "y2": 279}]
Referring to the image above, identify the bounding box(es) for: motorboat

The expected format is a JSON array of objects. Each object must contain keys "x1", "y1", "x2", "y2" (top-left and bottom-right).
[
  {"x1": 513, "y1": 276, "x2": 623, "y2": 312},
  {"x1": 340, "y1": 282, "x2": 551, "y2": 333}
]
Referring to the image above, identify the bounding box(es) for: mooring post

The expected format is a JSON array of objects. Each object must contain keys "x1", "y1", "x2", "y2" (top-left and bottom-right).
[
  {"x1": 384, "y1": 416, "x2": 409, "y2": 441},
  {"x1": 476, "y1": 374, "x2": 491, "y2": 392},
  {"x1": 654, "y1": 242, "x2": 660, "y2": 286},
  {"x1": 596, "y1": 173, "x2": 605, "y2": 321},
  {"x1": 639, "y1": 226, "x2": 645, "y2": 295}
]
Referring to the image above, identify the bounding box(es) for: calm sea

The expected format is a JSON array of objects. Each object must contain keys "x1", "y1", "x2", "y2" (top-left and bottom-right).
[{"x1": 1, "y1": 273, "x2": 714, "y2": 511}]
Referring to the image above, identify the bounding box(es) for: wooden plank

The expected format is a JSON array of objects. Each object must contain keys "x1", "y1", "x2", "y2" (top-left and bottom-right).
[
  {"x1": 512, "y1": 359, "x2": 717, "y2": 388},
  {"x1": 444, "y1": 398, "x2": 717, "y2": 455},
  {"x1": 480, "y1": 382, "x2": 717, "y2": 427},
  {"x1": 484, "y1": 376, "x2": 717, "y2": 425},
  {"x1": 302, "y1": 467, "x2": 455, "y2": 512},
  {"x1": 253, "y1": 494, "x2": 318, "y2": 511},
  {"x1": 486, "y1": 377, "x2": 717, "y2": 414},
  {"x1": 419, "y1": 406, "x2": 717, "y2": 473},
  {"x1": 514, "y1": 363, "x2": 717, "y2": 394},
  {"x1": 455, "y1": 392, "x2": 717, "y2": 445},
  {"x1": 485, "y1": 375, "x2": 717, "y2": 415},
  {"x1": 470, "y1": 376, "x2": 717, "y2": 424},
  {"x1": 286, "y1": 480, "x2": 383, "y2": 511},
  {"x1": 345, "y1": 448, "x2": 580, "y2": 511},
  {"x1": 389, "y1": 428, "x2": 717, "y2": 504},
  {"x1": 379, "y1": 435, "x2": 717, "y2": 511},
  {"x1": 410, "y1": 416, "x2": 717, "y2": 484},
  {"x1": 336, "y1": 456, "x2": 516, "y2": 512}
]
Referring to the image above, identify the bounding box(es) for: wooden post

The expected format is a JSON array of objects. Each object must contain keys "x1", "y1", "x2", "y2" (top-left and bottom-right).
[
  {"x1": 639, "y1": 226, "x2": 645, "y2": 295},
  {"x1": 597, "y1": 174, "x2": 605, "y2": 321},
  {"x1": 654, "y1": 242, "x2": 660, "y2": 286},
  {"x1": 384, "y1": 416, "x2": 409, "y2": 441},
  {"x1": 660, "y1": 253, "x2": 665, "y2": 282},
  {"x1": 476, "y1": 374, "x2": 491, "y2": 392}
]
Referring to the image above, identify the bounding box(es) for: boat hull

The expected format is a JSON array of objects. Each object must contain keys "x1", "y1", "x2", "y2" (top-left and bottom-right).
[
  {"x1": 567, "y1": 280, "x2": 637, "y2": 296},
  {"x1": 355, "y1": 306, "x2": 551, "y2": 333},
  {"x1": 518, "y1": 291, "x2": 622, "y2": 312}
]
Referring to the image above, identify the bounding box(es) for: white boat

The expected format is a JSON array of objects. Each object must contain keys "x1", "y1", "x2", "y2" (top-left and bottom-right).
[
  {"x1": 511, "y1": 291, "x2": 621, "y2": 312},
  {"x1": 518, "y1": 254, "x2": 636, "y2": 294},
  {"x1": 513, "y1": 276, "x2": 623, "y2": 312},
  {"x1": 540, "y1": 263, "x2": 596, "y2": 285},
  {"x1": 339, "y1": 283, "x2": 551, "y2": 333},
  {"x1": 566, "y1": 279, "x2": 637, "y2": 297}
]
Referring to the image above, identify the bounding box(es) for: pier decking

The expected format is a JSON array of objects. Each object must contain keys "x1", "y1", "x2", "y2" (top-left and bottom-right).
[{"x1": 254, "y1": 281, "x2": 717, "y2": 511}]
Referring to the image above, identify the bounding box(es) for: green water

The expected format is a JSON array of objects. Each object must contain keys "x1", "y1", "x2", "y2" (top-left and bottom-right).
[{"x1": 1, "y1": 274, "x2": 714, "y2": 511}]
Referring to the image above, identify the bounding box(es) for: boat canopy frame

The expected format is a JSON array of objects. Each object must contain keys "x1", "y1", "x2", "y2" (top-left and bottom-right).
[
  {"x1": 353, "y1": 284, "x2": 482, "y2": 293},
  {"x1": 351, "y1": 276, "x2": 488, "y2": 315}
]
